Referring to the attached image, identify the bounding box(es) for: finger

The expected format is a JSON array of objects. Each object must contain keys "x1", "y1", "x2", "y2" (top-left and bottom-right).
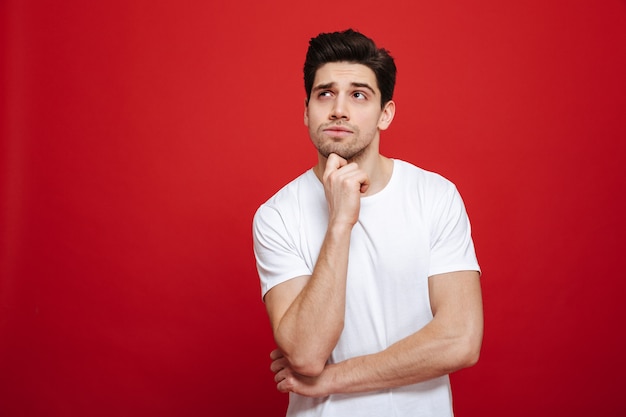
[
  {"x1": 274, "y1": 368, "x2": 287, "y2": 383},
  {"x1": 270, "y1": 357, "x2": 288, "y2": 373},
  {"x1": 340, "y1": 164, "x2": 370, "y2": 194},
  {"x1": 276, "y1": 380, "x2": 289, "y2": 393},
  {"x1": 359, "y1": 176, "x2": 370, "y2": 194},
  {"x1": 276, "y1": 374, "x2": 293, "y2": 393},
  {"x1": 269, "y1": 348, "x2": 283, "y2": 360},
  {"x1": 323, "y1": 153, "x2": 347, "y2": 180}
]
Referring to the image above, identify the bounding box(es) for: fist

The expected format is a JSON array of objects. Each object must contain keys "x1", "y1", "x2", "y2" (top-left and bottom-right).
[{"x1": 322, "y1": 154, "x2": 370, "y2": 226}]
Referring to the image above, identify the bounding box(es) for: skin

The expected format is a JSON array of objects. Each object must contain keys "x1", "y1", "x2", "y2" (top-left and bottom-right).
[{"x1": 263, "y1": 62, "x2": 483, "y2": 397}]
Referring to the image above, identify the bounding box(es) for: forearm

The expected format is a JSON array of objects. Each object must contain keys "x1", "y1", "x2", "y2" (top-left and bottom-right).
[
  {"x1": 325, "y1": 319, "x2": 481, "y2": 394},
  {"x1": 273, "y1": 222, "x2": 353, "y2": 375},
  {"x1": 319, "y1": 272, "x2": 484, "y2": 395}
]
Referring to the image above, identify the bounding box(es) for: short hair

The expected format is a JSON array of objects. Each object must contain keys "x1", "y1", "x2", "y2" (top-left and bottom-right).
[{"x1": 303, "y1": 29, "x2": 397, "y2": 108}]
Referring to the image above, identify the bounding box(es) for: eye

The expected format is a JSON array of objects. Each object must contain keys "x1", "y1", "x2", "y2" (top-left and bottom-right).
[
  {"x1": 318, "y1": 91, "x2": 333, "y2": 97},
  {"x1": 353, "y1": 91, "x2": 367, "y2": 100}
]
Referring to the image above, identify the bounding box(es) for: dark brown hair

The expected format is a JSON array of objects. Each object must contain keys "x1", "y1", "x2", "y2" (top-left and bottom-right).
[{"x1": 303, "y1": 29, "x2": 397, "y2": 108}]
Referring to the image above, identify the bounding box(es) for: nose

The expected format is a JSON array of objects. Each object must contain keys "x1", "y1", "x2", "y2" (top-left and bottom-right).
[{"x1": 330, "y1": 94, "x2": 349, "y2": 120}]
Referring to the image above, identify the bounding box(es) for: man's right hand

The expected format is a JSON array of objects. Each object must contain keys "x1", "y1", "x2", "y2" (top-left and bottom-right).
[{"x1": 322, "y1": 153, "x2": 370, "y2": 227}]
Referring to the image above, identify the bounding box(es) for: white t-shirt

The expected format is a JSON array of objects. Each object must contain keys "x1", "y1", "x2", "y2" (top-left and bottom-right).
[{"x1": 253, "y1": 159, "x2": 480, "y2": 417}]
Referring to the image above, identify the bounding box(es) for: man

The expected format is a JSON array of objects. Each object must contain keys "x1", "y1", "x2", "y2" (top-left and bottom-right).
[{"x1": 252, "y1": 29, "x2": 483, "y2": 416}]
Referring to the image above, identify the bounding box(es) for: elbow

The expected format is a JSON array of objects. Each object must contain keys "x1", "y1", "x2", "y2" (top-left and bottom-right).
[
  {"x1": 461, "y1": 345, "x2": 481, "y2": 369},
  {"x1": 455, "y1": 334, "x2": 482, "y2": 370},
  {"x1": 287, "y1": 354, "x2": 327, "y2": 377},
  {"x1": 275, "y1": 339, "x2": 328, "y2": 377},
  {"x1": 293, "y1": 363, "x2": 326, "y2": 377},
  {"x1": 274, "y1": 330, "x2": 341, "y2": 377}
]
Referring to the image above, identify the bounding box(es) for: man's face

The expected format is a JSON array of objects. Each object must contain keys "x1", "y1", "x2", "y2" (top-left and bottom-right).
[{"x1": 304, "y1": 62, "x2": 394, "y2": 161}]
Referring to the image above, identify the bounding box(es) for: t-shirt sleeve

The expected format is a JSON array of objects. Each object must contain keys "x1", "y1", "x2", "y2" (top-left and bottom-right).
[
  {"x1": 428, "y1": 183, "x2": 480, "y2": 277},
  {"x1": 252, "y1": 204, "x2": 313, "y2": 300}
]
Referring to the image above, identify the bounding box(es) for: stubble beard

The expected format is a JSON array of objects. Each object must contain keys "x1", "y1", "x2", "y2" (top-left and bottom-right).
[{"x1": 311, "y1": 123, "x2": 370, "y2": 162}]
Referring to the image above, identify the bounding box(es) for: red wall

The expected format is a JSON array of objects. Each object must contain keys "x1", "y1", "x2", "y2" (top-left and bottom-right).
[{"x1": 2, "y1": 1, "x2": 625, "y2": 416}]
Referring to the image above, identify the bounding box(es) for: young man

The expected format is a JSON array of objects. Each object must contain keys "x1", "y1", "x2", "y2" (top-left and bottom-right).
[{"x1": 252, "y1": 29, "x2": 483, "y2": 416}]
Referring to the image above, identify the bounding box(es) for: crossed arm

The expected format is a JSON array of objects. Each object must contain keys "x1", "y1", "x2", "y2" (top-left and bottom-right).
[{"x1": 266, "y1": 268, "x2": 483, "y2": 398}]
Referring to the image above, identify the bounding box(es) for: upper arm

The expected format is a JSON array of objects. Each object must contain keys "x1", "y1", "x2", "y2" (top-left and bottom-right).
[
  {"x1": 428, "y1": 270, "x2": 483, "y2": 358},
  {"x1": 264, "y1": 275, "x2": 310, "y2": 333},
  {"x1": 253, "y1": 204, "x2": 313, "y2": 306}
]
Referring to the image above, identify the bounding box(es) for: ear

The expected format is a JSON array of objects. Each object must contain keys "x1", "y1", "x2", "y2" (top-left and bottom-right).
[
  {"x1": 303, "y1": 97, "x2": 310, "y2": 127},
  {"x1": 378, "y1": 100, "x2": 396, "y2": 131}
]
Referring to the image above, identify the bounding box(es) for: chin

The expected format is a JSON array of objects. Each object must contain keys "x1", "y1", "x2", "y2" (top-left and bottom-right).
[
  {"x1": 319, "y1": 151, "x2": 364, "y2": 163},
  {"x1": 315, "y1": 141, "x2": 367, "y2": 161}
]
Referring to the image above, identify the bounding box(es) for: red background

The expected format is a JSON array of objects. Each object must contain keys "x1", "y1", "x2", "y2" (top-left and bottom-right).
[{"x1": 2, "y1": 1, "x2": 625, "y2": 416}]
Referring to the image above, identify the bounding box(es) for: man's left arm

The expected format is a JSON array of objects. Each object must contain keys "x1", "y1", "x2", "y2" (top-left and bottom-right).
[{"x1": 270, "y1": 270, "x2": 483, "y2": 397}]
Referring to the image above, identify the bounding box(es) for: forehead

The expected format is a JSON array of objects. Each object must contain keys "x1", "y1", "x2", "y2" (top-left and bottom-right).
[{"x1": 313, "y1": 62, "x2": 379, "y2": 91}]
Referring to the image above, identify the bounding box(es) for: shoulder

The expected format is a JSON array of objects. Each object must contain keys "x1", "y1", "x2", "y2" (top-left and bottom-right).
[
  {"x1": 253, "y1": 169, "x2": 321, "y2": 227},
  {"x1": 392, "y1": 159, "x2": 457, "y2": 195},
  {"x1": 259, "y1": 169, "x2": 321, "y2": 209}
]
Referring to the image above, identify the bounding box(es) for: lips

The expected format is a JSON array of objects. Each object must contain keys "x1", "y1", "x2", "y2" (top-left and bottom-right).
[{"x1": 323, "y1": 125, "x2": 353, "y2": 135}]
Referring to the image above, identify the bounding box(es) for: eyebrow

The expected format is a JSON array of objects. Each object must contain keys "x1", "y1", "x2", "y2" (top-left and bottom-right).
[{"x1": 312, "y1": 82, "x2": 377, "y2": 95}]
